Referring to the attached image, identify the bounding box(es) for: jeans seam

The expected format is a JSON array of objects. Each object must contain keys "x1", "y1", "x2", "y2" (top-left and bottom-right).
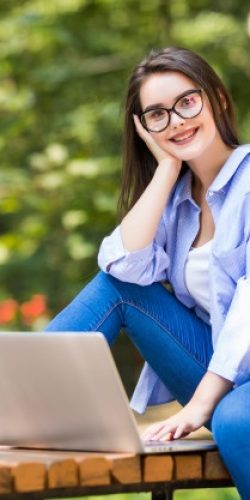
[
  {"x1": 91, "y1": 299, "x2": 124, "y2": 331},
  {"x1": 92, "y1": 298, "x2": 209, "y2": 371}
]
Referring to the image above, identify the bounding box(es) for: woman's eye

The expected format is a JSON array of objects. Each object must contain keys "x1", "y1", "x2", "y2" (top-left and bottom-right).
[
  {"x1": 150, "y1": 109, "x2": 166, "y2": 120},
  {"x1": 179, "y1": 96, "x2": 196, "y2": 108}
]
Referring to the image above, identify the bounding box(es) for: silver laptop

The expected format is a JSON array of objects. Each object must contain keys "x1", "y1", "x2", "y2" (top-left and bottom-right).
[{"x1": 0, "y1": 331, "x2": 216, "y2": 453}]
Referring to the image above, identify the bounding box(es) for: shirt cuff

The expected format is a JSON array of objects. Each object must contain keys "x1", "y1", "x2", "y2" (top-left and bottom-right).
[
  {"x1": 207, "y1": 359, "x2": 238, "y2": 383},
  {"x1": 98, "y1": 225, "x2": 154, "y2": 272}
]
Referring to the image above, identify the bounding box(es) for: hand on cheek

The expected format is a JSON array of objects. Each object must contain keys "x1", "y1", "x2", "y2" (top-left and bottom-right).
[{"x1": 133, "y1": 115, "x2": 181, "y2": 170}]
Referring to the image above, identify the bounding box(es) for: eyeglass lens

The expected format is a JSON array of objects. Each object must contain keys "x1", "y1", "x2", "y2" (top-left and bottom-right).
[{"x1": 141, "y1": 90, "x2": 202, "y2": 132}]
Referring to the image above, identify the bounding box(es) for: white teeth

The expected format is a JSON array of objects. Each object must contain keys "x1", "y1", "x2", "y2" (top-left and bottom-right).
[{"x1": 172, "y1": 129, "x2": 196, "y2": 142}]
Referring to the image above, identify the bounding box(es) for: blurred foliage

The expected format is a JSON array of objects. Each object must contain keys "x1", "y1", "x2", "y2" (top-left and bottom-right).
[{"x1": 0, "y1": 0, "x2": 250, "y2": 399}]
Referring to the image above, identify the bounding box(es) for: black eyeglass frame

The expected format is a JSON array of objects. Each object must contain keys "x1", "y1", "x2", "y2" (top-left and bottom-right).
[{"x1": 139, "y1": 88, "x2": 203, "y2": 133}]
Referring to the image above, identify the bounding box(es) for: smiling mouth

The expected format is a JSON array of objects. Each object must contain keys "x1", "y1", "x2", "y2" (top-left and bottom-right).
[{"x1": 170, "y1": 127, "x2": 199, "y2": 145}]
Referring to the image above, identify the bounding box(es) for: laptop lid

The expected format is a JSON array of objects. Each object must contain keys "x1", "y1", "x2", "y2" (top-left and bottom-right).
[
  {"x1": 0, "y1": 331, "x2": 216, "y2": 454},
  {"x1": 0, "y1": 331, "x2": 144, "y2": 452}
]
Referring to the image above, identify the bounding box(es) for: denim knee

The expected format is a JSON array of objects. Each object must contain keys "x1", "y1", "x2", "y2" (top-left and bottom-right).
[
  {"x1": 212, "y1": 385, "x2": 250, "y2": 447},
  {"x1": 212, "y1": 390, "x2": 245, "y2": 449},
  {"x1": 212, "y1": 386, "x2": 250, "y2": 499}
]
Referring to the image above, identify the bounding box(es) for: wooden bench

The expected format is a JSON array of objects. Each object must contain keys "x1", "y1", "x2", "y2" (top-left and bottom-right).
[{"x1": 0, "y1": 446, "x2": 233, "y2": 499}]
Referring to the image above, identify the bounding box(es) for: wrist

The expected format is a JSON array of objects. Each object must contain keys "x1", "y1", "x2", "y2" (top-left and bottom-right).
[
  {"x1": 187, "y1": 396, "x2": 215, "y2": 419},
  {"x1": 155, "y1": 158, "x2": 181, "y2": 182},
  {"x1": 190, "y1": 372, "x2": 233, "y2": 413}
]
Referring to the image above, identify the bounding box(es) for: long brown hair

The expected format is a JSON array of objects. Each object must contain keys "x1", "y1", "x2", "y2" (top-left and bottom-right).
[{"x1": 118, "y1": 46, "x2": 239, "y2": 217}]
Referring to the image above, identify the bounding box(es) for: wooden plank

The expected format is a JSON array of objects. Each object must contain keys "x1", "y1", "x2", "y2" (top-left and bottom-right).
[
  {"x1": 12, "y1": 463, "x2": 46, "y2": 493},
  {"x1": 175, "y1": 454, "x2": 202, "y2": 480},
  {"x1": 78, "y1": 456, "x2": 111, "y2": 486},
  {"x1": 204, "y1": 451, "x2": 230, "y2": 480},
  {"x1": 0, "y1": 466, "x2": 12, "y2": 494},
  {"x1": 48, "y1": 459, "x2": 78, "y2": 488},
  {"x1": 108, "y1": 454, "x2": 141, "y2": 484},
  {"x1": 143, "y1": 455, "x2": 174, "y2": 482}
]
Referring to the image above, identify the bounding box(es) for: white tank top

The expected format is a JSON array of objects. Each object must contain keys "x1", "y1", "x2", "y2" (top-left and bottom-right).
[{"x1": 184, "y1": 240, "x2": 213, "y2": 314}]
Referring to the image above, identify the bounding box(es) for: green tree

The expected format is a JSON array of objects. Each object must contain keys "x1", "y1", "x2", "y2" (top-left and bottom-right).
[{"x1": 0, "y1": 0, "x2": 249, "y2": 393}]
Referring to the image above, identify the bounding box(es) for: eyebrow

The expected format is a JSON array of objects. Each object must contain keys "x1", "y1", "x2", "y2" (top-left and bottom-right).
[{"x1": 143, "y1": 88, "x2": 199, "y2": 113}]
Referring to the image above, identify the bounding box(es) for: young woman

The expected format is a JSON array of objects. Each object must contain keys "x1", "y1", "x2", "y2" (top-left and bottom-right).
[{"x1": 47, "y1": 47, "x2": 250, "y2": 498}]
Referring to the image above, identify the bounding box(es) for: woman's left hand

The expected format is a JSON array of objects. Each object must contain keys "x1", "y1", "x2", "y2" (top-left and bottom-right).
[
  {"x1": 142, "y1": 372, "x2": 233, "y2": 441},
  {"x1": 142, "y1": 400, "x2": 212, "y2": 441}
]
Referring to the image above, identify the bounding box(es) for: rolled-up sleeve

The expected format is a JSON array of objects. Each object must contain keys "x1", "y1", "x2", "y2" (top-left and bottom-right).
[
  {"x1": 208, "y1": 239, "x2": 250, "y2": 384},
  {"x1": 97, "y1": 219, "x2": 170, "y2": 285}
]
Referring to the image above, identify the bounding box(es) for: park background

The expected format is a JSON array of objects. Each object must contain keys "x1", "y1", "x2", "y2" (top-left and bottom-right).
[{"x1": 0, "y1": 1, "x2": 249, "y2": 498}]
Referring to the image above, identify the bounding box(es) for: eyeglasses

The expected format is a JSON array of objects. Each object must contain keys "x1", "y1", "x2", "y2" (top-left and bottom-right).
[{"x1": 140, "y1": 89, "x2": 203, "y2": 133}]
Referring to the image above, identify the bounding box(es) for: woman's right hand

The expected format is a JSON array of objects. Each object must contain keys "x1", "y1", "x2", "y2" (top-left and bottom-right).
[{"x1": 133, "y1": 114, "x2": 182, "y2": 179}]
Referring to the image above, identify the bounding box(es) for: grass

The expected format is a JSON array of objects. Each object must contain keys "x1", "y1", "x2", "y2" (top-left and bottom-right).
[{"x1": 51, "y1": 487, "x2": 240, "y2": 500}]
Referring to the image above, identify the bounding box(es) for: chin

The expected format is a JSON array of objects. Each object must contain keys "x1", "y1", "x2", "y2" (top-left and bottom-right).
[
  {"x1": 171, "y1": 142, "x2": 210, "y2": 162},
  {"x1": 170, "y1": 148, "x2": 200, "y2": 162}
]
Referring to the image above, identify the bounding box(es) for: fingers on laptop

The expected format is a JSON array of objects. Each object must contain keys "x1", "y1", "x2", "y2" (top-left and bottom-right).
[{"x1": 142, "y1": 421, "x2": 174, "y2": 442}]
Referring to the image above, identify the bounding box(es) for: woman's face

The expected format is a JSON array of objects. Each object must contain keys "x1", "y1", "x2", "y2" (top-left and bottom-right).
[{"x1": 139, "y1": 71, "x2": 222, "y2": 163}]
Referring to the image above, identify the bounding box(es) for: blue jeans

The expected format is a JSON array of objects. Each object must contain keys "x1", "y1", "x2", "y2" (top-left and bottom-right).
[{"x1": 46, "y1": 271, "x2": 248, "y2": 498}]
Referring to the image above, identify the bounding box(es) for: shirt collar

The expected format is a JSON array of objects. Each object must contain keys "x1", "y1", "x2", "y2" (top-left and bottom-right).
[
  {"x1": 209, "y1": 145, "x2": 250, "y2": 194},
  {"x1": 173, "y1": 144, "x2": 250, "y2": 207},
  {"x1": 173, "y1": 169, "x2": 193, "y2": 208}
]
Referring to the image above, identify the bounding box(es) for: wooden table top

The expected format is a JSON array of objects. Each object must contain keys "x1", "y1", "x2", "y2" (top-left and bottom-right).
[{"x1": 0, "y1": 443, "x2": 232, "y2": 497}]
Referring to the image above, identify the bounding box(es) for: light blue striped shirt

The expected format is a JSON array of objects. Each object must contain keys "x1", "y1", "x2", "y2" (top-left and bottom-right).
[{"x1": 98, "y1": 145, "x2": 250, "y2": 413}]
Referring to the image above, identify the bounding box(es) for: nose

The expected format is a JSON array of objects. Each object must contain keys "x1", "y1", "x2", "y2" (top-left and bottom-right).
[{"x1": 169, "y1": 110, "x2": 185, "y2": 128}]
